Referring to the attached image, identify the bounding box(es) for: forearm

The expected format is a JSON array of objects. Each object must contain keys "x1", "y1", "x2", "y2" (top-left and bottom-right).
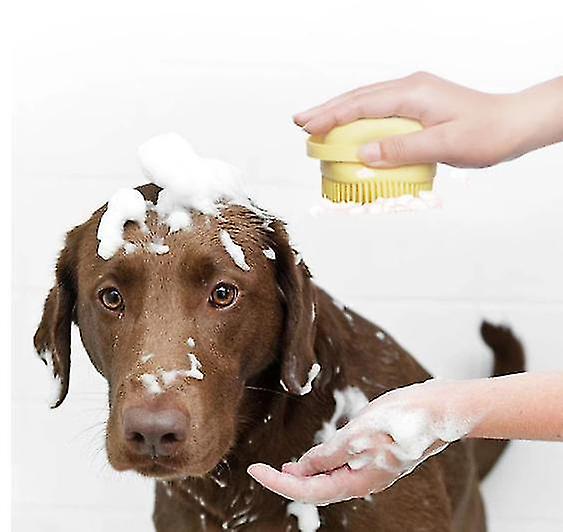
[
  {"x1": 512, "y1": 76, "x2": 563, "y2": 158},
  {"x1": 435, "y1": 372, "x2": 563, "y2": 441}
]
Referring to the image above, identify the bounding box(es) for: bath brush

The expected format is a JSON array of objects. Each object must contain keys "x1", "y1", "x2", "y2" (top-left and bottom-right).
[{"x1": 307, "y1": 118, "x2": 436, "y2": 204}]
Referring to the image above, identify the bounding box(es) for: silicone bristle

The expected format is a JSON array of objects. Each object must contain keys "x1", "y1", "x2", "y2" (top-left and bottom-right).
[{"x1": 322, "y1": 178, "x2": 433, "y2": 204}]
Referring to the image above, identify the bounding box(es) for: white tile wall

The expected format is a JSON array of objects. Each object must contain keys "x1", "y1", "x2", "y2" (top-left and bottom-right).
[{"x1": 13, "y1": 2, "x2": 563, "y2": 530}]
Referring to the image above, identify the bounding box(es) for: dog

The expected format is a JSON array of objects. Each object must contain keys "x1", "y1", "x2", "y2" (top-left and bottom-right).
[{"x1": 35, "y1": 183, "x2": 525, "y2": 531}]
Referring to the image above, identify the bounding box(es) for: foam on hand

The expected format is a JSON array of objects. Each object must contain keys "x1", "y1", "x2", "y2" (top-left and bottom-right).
[
  {"x1": 340, "y1": 388, "x2": 474, "y2": 480},
  {"x1": 315, "y1": 386, "x2": 370, "y2": 444}
]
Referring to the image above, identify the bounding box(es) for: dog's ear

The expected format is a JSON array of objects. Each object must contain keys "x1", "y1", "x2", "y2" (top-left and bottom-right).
[
  {"x1": 268, "y1": 221, "x2": 318, "y2": 395},
  {"x1": 34, "y1": 228, "x2": 80, "y2": 408}
]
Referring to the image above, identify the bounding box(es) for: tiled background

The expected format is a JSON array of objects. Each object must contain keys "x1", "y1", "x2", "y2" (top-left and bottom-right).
[{"x1": 12, "y1": 1, "x2": 563, "y2": 530}]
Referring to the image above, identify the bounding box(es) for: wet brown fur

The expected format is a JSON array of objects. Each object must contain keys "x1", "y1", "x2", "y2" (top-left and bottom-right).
[{"x1": 34, "y1": 184, "x2": 525, "y2": 531}]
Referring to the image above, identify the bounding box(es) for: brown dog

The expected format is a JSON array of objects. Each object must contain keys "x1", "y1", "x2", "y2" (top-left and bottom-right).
[{"x1": 35, "y1": 183, "x2": 524, "y2": 531}]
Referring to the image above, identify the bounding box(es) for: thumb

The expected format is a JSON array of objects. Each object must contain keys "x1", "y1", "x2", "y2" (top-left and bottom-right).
[{"x1": 358, "y1": 125, "x2": 450, "y2": 168}]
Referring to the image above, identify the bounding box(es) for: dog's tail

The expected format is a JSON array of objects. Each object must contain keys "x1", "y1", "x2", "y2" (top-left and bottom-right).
[{"x1": 473, "y1": 320, "x2": 526, "y2": 479}]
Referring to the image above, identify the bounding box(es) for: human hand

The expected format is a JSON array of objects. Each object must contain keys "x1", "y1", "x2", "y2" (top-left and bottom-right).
[
  {"x1": 248, "y1": 381, "x2": 472, "y2": 505},
  {"x1": 294, "y1": 73, "x2": 563, "y2": 169}
]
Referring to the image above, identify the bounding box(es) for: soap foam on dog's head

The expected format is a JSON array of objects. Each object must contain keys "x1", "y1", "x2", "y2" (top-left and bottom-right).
[
  {"x1": 138, "y1": 132, "x2": 251, "y2": 223},
  {"x1": 97, "y1": 133, "x2": 258, "y2": 260}
]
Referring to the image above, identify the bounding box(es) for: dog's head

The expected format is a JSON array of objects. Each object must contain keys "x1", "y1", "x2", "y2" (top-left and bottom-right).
[{"x1": 34, "y1": 184, "x2": 318, "y2": 479}]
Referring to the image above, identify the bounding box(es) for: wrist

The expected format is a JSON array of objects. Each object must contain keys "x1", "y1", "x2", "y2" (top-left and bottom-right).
[{"x1": 510, "y1": 77, "x2": 563, "y2": 157}]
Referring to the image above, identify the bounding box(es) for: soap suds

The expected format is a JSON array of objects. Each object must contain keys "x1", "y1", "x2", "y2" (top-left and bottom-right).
[
  {"x1": 287, "y1": 501, "x2": 320, "y2": 532},
  {"x1": 141, "y1": 373, "x2": 162, "y2": 395},
  {"x1": 123, "y1": 242, "x2": 138, "y2": 255},
  {"x1": 298, "y1": 363, "x2": 321, "y2": 396},
  {"x1": 166, "y1": 209, "x2": 192, "y2": 233},
  {"x1": 98, "y1": 134, "x2": 284, "y2": 273},
  {"x1": 310, "y1": 191, "x2": 441, "y2": 216},
  {"x1": 39, "y1": 349, "x2": 63, "y2": 407},
  {"x1": 262, "y1": 247, "x2": 276, "y2": 260},
  {"x1": 159, "y1": 369, "x2": 190, "y2": 387},
  {"x1": 186, "y1": 353, "x2": 205, "y2": 380},
  {"x1": 97, "y1": 188, "x2": 147, "y2": 260},
  {"x1": 342, "y1": 401, "x2": 472, "y2": 480},
  {"x1": 315, "y1": 386, "x2": 370, "y2": 444},
  {"x1": 317, "y1": 382, "x2": 476, "y2": 483},
  {"x1": 138, "y1": 132, "x2": 251, "y2": 222},
  {"x1": 148, "y1": 239, "x2": 170, "y2": 255},
  {"x1": 140, "y1": 354, "x2": 204, "y2": 394},
  {"x1": 220, "y1": 229, "x2": 251, "y2": 271}
]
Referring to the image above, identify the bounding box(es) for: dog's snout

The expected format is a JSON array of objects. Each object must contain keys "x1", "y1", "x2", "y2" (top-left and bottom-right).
[{"x1": 123, "y1": 407, "x2": 189, "y2": 458}]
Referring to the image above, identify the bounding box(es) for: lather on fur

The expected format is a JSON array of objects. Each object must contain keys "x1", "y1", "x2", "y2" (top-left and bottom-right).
[{"x1": 35, "y1": 184, "x2": 525, "y2": 531}]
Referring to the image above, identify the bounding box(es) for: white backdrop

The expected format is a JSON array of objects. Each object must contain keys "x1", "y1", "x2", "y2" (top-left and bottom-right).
[{"x1": 12, "y1": 1, "x2": 563, "y2": 530}]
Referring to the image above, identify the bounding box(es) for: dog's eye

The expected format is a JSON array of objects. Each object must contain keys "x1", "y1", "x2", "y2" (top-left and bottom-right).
[
  {"x1": 99, "y1": 287, "x2": 123, "y2": 311},
  {"x1": 209, "y1": 283, "x2": 238, "y2": 308}
]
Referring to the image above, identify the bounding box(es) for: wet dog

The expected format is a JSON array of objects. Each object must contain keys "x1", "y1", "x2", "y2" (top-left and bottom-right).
[{"x1": 35, "y1": 183, "x2": 524, "y2": 531}]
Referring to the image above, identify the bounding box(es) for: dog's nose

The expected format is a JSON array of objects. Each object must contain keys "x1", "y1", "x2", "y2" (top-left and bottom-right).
[{"x1": 122, "y1": 407, "x2": 189, "y2": 458}]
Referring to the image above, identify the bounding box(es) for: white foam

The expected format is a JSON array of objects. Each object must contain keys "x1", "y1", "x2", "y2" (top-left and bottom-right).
[
  {"x1": 298, "y1": 363, "x2": 321, "y2": 396},
  {"x1": 142, "y1": 354, "x2": 204, "y2": 393},
  {"x1": 310, "y1": 191, "x2": 441, "y2": 217},
  {"x1": 287, "y1": 501, "x2": 320, "y2": 532},
  {"x1": 187, "y1": 353, "x2": 204, "y2": 380},
  {"x1": 123, "y1": 242, "x2": 138, "y2": 255},
  {"x1": 159, "y1": 369, "x2": 190, "y2": 387},
  {"x1": 99, "y1": 134, "x2": 272, "y2": 260},
  {"x1": 166, "y1": 209, "x2": 192, "y2": 233},
  {"x1": 339, "y1": 383, "x2": 474, "y2": 478},
  {"x1": 187, "y1": 337, "x2": 196, "y2": 349},
  {"x1": 138, "y1": 133, "x2": 250, "y2": 222},
  {"x1": 220, "y1": 229, "x2": 251, "y2": 271},
  {"x1": 140, "y1": 373, "x2": 162, "y2": 395},
  {"x1": 315, "y1": 386, "x2": 370, "y2": 444},
  {"x1": 97, "y1": 188, "x2": 147, "y2": 260},
  {"x1": 262, "y1": 247, "x2": 276, "y2": 260},
  {"x1": 148, "y1": 239, "x2": 170, "y2": 255},
  {"x1": 39, "y1": 349, "x2": 63, "y2": 407}
]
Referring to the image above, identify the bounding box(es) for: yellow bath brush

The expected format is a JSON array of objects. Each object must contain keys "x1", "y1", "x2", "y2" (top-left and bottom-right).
[{"x1": 307, "y1": 118, "x2": 436, "y2": 204}]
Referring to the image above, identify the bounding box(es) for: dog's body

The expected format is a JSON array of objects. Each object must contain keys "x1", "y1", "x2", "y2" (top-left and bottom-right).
[{"x1": 35, "y1": 184, "x2": 524, "y2": 531}]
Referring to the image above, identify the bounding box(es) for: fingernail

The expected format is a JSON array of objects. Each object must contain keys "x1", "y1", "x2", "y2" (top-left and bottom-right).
[
  {"x1": 302, "y1": 123, "x2": 312, "y2": 133},
  {"x1": 359, "y1": 143, "x2": 381, "y2": 164}
]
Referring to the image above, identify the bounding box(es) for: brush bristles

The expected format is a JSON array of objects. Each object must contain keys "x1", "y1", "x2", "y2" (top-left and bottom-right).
[{"x1": 322, "y1": 177, "x2": 433, "y2": 204}]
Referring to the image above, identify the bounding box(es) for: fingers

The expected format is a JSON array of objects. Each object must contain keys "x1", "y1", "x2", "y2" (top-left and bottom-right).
[
  {"x1": 298, "y1": 88, "x2": 419, "y2": 135},
  {"x1": 282, "y1": 439, "x2": 351, "y2": 477},
  {"x1": 247, "y1": 462, "x2": 394, "y2": 505},
  {"x1": 293, "y1": 72, "x2": 437, "y2": 133},
  {"x1": 358, "y1": 123, "x2": 453, "y2": 167},
  {"x1": 293, "y1": 79, "x2": 398, "y2": 126}
]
